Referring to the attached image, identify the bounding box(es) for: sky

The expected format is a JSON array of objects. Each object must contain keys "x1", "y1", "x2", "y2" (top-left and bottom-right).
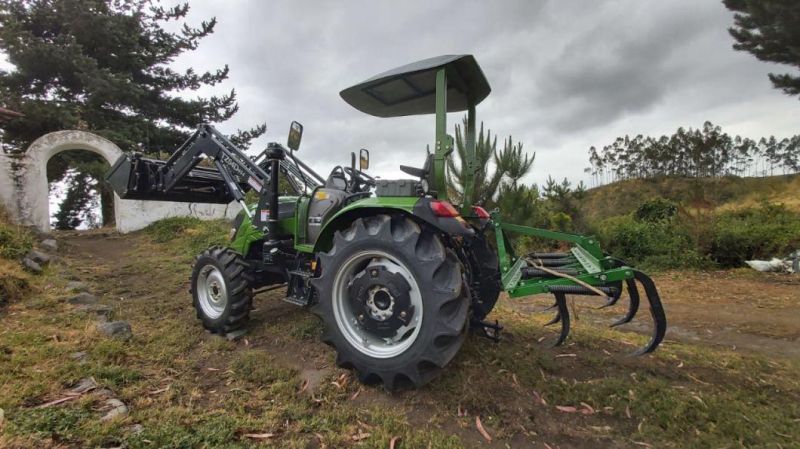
[{"x1": 6, "y1": 0, "x2": 800, "y2": 188}]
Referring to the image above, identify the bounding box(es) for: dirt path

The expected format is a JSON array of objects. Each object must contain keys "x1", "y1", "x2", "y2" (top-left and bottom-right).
[
  {"x1": 508, "y1": 269, "x2": 800, "y2": 361},
  {"x1": 49, "y1": 230, "x2": 800, "y2": 448}
]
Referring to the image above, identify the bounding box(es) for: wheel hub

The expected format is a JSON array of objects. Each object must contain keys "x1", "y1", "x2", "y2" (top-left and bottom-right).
[
  {"x1": 348, "y1": 265, "x2": 415, "y2": 338},
  {"x1": 197, "y1": 265, "x2": 228, "y2": 319},
  {"x1": 365, "y1": 286, "x2": 395, "y2": 321}
]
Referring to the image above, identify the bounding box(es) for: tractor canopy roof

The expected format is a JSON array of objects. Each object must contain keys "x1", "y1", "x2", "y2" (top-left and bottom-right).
[{"x1": 340, "y1": 54, "x2": 491, "y2": 118}]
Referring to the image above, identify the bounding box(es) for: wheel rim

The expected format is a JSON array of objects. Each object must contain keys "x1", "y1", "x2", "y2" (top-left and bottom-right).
[
  {"x1": 332, "y1": 250, "x2": 423, "y2": 359},
  {"x1": 197, "y1": 264, "x2": 227, "y2": 319}
]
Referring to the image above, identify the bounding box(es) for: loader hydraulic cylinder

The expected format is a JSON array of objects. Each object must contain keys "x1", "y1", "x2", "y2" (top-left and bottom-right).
[{"x1": 264, "y1": 142, "x2": 286, "y2": 240}]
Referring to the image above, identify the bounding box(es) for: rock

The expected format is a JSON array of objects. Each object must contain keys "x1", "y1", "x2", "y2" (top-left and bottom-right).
[
  {"x1": 75, "y1": 303, "x2": 113, "y2": 317},
  {"x1": 68, "y1": 292, "x2": 98, "y2": 305},
  {"x1": 100, "y1": 398, "x2": 128, "y2": 421},
  {"x1": 95, "y1": 388, "x2": 115, "y2": 399},
  {"x1": 97, "y1": 321, "x2": 132, "y2": 340},
  {"x1": 22, "y1": 257, "x2": 42, "y2": 273},
  {"x1": 27, "y1": 249, "x2": 51, "y2": 265},
  {"x1": 127, "y1": 424, "x2": 144, "y2": 435},
  {"x1": 70, "y1": 377, "x2": 98, "y2": 394},
  {"x1": 69, "y1": 351, "x2": 88, "y2": 361},
  {"x1": 66, "y1": 281, "x2": 89, "y2": 293},
  {"x1": 40, "y1": 239, "x2": 58, "y2": 252},
  {"x1": 225, "y1": 329, "x2": 248, "y2": 341}
]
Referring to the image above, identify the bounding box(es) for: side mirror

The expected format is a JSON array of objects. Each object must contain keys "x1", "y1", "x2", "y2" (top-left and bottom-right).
[
  {"x1": 287, "y1": 121, "x2": 303, "y2": 151},
  {"x1": 359, "y1": 148, "x2": 369, "y2": 171}
]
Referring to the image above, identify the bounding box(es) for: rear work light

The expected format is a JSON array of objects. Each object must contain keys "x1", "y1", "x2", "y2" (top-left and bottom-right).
[
  {"x1": 429, "y1": 200, "x2": 460, "y2": 217},
  {"x1": 471, "y1": 205, "x2": 490, "y2": 219}
]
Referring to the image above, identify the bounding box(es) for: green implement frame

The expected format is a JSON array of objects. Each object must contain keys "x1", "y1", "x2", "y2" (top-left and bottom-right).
[{"x1": 491, "y1": 211, "x2": 633, "y2": 297}]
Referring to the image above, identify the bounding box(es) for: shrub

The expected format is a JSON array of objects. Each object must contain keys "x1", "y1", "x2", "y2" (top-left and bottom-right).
[
  {"x1": 597, "y1": 214, "x2": 707, "y2": 270},
  {"x1": 710, "y1": 203, "x2": 800, "y2": 267},
  {"x1": 634, "y1": 197, "x2": 678, "y2": 223}
]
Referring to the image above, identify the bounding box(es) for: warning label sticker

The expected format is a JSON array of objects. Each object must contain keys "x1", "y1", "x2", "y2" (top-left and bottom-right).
[
  {"x1": 260, "y1": 209, "x2": 269, "y2": 222},
  {"x1": 247, "y1": 177, "x2": 263, "y2": 192}
]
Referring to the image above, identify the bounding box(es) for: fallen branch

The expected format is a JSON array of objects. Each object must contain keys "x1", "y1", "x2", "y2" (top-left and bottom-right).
[{"x1": 476, "y1": 416, "x2": 492, "y2": 442}]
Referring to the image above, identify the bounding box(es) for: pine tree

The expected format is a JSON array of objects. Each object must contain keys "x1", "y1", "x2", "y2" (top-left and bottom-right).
[
  {"x1": 724, "y1": 0, "x2": 800, "y2": 98},
  {"x1": 447, "y1": 117, "x2": 534, "y2": 206},
  {"x1": 0, "y1": 0, "x2": 265, "y2": 154}
]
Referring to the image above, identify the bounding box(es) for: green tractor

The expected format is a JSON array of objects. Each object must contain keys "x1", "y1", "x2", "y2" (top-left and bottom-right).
[{"x1": 107, "y1": 55, "x2": 666, "y2": 390}]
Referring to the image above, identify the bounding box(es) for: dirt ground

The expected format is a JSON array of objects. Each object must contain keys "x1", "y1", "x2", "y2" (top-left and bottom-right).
[
  {"x1": 511, "y1": 269, "x2": 800, "y2": 361},
  {"x1": 2, "y1": 229, "x2": 798, "y2": 448}
]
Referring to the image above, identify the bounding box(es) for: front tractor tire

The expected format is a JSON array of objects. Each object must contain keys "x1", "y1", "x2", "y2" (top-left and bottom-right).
[
  {"x1": 190, "y1": 246, "x2": 253, "y2": 334},
  {"x1": 312, "y1": 215, "x2": 470, "y2": 390}
]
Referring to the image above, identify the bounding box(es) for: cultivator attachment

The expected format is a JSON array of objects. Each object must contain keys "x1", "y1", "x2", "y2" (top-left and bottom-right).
[{"x1": 493, "y1": 214, "x2": 667, "y2": 355}]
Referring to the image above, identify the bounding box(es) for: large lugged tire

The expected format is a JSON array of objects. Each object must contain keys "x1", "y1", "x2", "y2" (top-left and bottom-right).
[
  {"x1": 190, "y1": 246, "x2": 253, "y2": 334},
  {"x1": 467, "y1": 232, "x2": 501, "y2": 321},
  {"x1": 311, "y1": 215, "x2": 470, "y2": 390}
]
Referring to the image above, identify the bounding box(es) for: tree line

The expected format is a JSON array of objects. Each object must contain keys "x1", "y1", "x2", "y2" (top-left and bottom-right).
[{"x1": 585, "y1": 122, "x2": 800, "y2": 187}]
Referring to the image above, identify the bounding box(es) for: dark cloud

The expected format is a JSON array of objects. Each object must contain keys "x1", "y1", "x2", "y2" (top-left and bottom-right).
[{"x1": 165, "y1": 0, "x2": 797, "y2": 185}]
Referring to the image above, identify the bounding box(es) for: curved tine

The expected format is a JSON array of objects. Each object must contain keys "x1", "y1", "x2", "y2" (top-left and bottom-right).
[
  {"x1": 630, "y1": 270, "x2": 667, "y2": 356},
  {"x1": 611, "y1": 278, "x2": 640, "y2": 327},
  {"x1": 599, "y1": 280, "x2": 624, "y2": 309},
  {"x1": 551, "y1": 292, "x2": 571, "y2": 348},
  {"x1": 542, "y1": 300, "x2": 559, "y2": 312},
  {"x1": 544, "y1": 311, "x2": 561, "y2": 326}
]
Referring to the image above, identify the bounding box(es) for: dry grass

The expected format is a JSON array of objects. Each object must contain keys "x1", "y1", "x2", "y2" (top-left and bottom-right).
[
  {"x1": 1, "y1": 220, "x2": 799, "y2": 448},
  {"x1": 0, "y1": 258, "x2": 31, "y2": 303}
]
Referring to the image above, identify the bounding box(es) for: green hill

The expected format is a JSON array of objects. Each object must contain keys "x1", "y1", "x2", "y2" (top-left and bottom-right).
[{"x1": 582, "y1": 174, "x2": 800, "y2": 224}]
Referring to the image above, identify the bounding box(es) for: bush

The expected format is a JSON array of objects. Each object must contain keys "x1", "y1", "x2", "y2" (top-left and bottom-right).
[
  {"x1": 634, "y1": 197, "x2": 678, "y2": 223},
  {"x1": 710, "y1": 203, "x2": 800, "y2": 267},
  {"x1": 598, "y1": 214, "x2": 707, "y2": 270}
]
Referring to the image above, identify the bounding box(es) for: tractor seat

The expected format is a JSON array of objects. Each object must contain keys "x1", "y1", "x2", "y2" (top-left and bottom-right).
[{"x1": 399, "y1": 153, "x2": 433, "y2": 179}]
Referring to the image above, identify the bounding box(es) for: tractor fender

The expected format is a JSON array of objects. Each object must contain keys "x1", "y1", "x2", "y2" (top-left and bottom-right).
[{"x1": 312, "y1": 197, "x2": 473, "y2": 253}]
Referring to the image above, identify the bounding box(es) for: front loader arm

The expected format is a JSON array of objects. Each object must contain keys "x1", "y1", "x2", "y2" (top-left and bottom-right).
[{"x1": 106, "y1": 124, "x2": 321, "y2": 217}]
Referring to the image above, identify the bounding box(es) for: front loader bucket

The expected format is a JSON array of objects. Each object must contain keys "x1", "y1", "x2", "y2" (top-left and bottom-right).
[
  {"x1": 106, "y1": 154, "x2": 235, "y2": 204},
  {"x1": 490, "y1": 215, "x2": 667, "y2": 355}
]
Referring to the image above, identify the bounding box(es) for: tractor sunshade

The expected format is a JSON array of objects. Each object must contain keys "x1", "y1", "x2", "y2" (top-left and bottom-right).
[{"x1": 340, "y1": 54, "x2": 491, "y2": 117}]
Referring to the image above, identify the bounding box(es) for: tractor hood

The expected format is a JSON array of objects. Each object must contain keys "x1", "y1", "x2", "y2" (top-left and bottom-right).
[{"x1": 340, "y1": 54, "x2": 491, "y2": 117}]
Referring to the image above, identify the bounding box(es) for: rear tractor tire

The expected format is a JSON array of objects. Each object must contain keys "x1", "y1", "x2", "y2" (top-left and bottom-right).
[
  {"x1": 190, "y1": 246, "x2": 253, "y2": 334},
  {"x1": 311, "y1": 215, "x2": 470, "y2": 390}
]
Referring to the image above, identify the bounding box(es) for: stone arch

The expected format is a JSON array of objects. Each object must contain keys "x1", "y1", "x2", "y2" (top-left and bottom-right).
[
  {"x1": 0, "y1": 130, "x2": 236, "y2": 233},
  {"x1": 12, "y1": 130, "x2": 123, "y2": 232}
]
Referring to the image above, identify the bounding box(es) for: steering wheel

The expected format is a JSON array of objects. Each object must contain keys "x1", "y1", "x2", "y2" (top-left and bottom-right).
[{"x1": 343, "y1": 166, "x2": 376, "y2": 192}]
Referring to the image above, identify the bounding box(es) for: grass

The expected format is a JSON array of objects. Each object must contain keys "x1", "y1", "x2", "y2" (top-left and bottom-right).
[
  {"x1": 1, "y1": 217, "x2": 799, "y2": 448},
  {"x1": 0, "y1": 206, "x2": 35, "y2": 303}
]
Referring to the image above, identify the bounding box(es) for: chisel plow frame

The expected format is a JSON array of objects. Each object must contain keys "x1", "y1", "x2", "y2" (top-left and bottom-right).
[{"x1": 491, "y1": 211, "x2": 667, "y2": 355}]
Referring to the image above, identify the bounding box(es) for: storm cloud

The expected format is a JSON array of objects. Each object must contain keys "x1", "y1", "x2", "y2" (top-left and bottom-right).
[{"x1": 166, "y1": 0, "x2": 797, "y2": 186}]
